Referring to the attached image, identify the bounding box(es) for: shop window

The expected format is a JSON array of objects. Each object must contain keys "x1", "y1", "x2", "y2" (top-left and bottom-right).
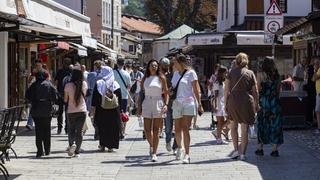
[
  {"x1": 271, "y1": 0, "x2": 287, "y2": 13},
  {"x1": 313, "y1": 0, "x2": 320, "y2": 11},
  {"x1": 247, "y1": 0, "x2": 264, "y2": 14}
]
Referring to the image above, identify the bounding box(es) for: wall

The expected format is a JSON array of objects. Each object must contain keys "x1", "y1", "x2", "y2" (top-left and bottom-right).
[
  {"x1": 86, "y1": 0, "x2": 102, "y2": 39},
  {"x1": 217, "y1": 0, "x2": 312, "y2": 32},
  {"x1": 0, "y1": 32, "x2": 8, "y2": 108},
  {"x1": 53, "y1": 0, "x2": 82, "y2": 13}
]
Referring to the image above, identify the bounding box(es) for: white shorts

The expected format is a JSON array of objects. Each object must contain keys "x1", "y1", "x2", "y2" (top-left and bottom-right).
[
  {"x1": 142, "y1": 96, "x2": 166, "y2": 119},
  {"x1": 172, "y1": 99, "x2": 196, "y2": 119},
  {"x1": 316, "y1": 94, "x2": 320, "y2": 112}
]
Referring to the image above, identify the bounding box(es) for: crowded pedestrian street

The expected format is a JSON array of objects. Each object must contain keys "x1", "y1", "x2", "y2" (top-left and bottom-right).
[{"x1": 3, "y1": 113, "x2": 320, "y2": 180}]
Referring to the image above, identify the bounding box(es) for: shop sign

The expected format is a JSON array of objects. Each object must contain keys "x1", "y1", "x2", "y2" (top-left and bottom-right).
[
  {"x1": 188, "y1": 34, "x2": 223, "y2": 45},
  {"x1": 264, "y1": 0, "x2": 283, "y2": 44},
  {"x1": 82, "y1": 35, "x2": 97, "y2": 49},
  {"x1": 0, "y1": 0, "x2": 17, "y2": 15}
]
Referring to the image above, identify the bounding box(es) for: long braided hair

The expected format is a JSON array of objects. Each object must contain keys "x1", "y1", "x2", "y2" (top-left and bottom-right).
[{"x1": 70, "y1": 69, "x2": 84, "y2": 106}]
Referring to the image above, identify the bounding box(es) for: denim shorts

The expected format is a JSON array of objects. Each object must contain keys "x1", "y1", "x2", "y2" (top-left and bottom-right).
[{"x1": 172, "y1": 99, "x2": 196, "y2": 119}]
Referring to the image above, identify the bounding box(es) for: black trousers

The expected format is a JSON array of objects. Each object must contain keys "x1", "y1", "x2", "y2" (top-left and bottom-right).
[
  {"x1": 306, "y1": 95, "x2": 316, "y2": 124},
  {"x1": 33, "y1": 117, "x2": 52, "y2": 155},
  {"x1": 57, "y1": 99, "x2": 68, "y2": 131},
  {"x1": 67, "y1": 112, "x2": 86, "y2": 153}
]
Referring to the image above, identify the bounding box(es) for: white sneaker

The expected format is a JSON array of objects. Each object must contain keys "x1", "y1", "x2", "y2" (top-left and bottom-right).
[
  {"x1": 240, "y1": 154, "x2": 246, "y2": 161},
  {"x1": 68, "y1": 144, "x2": 77, "y2": 157},
  {"x1": 166, "y1": 143, "x2": 172, "y2": 152},
  {"x1": 176, "y1": 148, "x2": 182, "y2": 160},
  {"x1": 182, "y1": 154, "x2": 190, "y2": 164},
  {"x1": 230, "y1": 150, "x2": 239, "y2": 160},
  {"x1": 74, "y1": 153, "x2": 80, "y2": 158},
  {"x1": 151, "y1": 154, "x2": 158, "y2": 162}
]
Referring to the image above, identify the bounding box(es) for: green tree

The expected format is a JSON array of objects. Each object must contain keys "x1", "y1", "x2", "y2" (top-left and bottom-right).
[
  {"x1": 123, "y1": 0, "x2": 146, "y2": 17},
  {"x1": 145, "y1": 0, "x2": 216, "y2": 33}
]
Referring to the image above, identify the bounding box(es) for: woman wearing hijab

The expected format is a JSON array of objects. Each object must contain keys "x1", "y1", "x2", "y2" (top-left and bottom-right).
[
  {"x1": 26, "y1": 70, "x2": 58, "y2": 158},
  {"x1": 92, "y1": 66, "x2": 122, "y2": 152}
]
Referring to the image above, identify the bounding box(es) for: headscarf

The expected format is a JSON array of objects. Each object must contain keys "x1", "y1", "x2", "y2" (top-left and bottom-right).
[{"x1": 96, "y1": 66, "x2": 120, "y2": 95}]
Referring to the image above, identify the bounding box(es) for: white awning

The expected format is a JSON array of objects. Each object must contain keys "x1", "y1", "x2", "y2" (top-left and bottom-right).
[
  {"x1": 97, "y1": 42, "x2": 117, "y2": 59},
  {"x1": 22, "y1": 0, "x2": 91, "y2": 37},
  {"x1": 0, "y1": 0, "x2": 17, "y2": 15},
  {"x1": 20, "y1": 25, "x2": 80, "y2": 37},
  {"x1": 69, "y1": 42, "x2": 87, "y2": 56},
  {"x1": 237, "y1": 33, "x2": 292, "y2": 45}
]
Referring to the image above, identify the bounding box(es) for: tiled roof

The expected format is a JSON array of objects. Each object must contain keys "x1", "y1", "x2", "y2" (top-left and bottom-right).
[{"x1": 122, "y1": 15, "x2": 162, "y2": 35}]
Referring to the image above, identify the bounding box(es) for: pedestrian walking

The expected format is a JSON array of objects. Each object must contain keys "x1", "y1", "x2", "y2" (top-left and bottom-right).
[
  {"x1": 172, "y1": 54, "x2": 204, "y2": 164},
  {"x1": 159, "y1": 57, "x2": 177, "y2": 152},
  {"x1": 55, "y1": 58, "x2": 72, "y2": 134},
  {"x1": 139, "y1": 60, "x2": 169, "y2": 162},
  {"x1": 312, "y1": 58, "x2": 320, "y2": 134},
  {"x1": 87, "y1": 60, "x2": 105, "y2": 140},
  {"x1": 64, "y1": 67, "x2": 88, "y2": 157},
  {"x1": 92, "y1": 66, "x2": 122, "y2": 152},
  {"x1": 211, "y1": 66, "x2": 230, "y2": 144},
  {"x1": 26, "y1": 70, "x2": 58, "y2": 158},
  {"x1": 224, "y1": 52, "x2": 259, "y2": 161},
  {"x1": 114, "y1": 58, "x2": 132, "y2": 140},
  {"x1": 255, "y1": 57, "x2": 284, "y2": 157}
]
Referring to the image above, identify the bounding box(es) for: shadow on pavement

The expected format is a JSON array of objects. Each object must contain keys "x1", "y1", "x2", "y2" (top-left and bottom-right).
[
  {"x1": 190, "y1": 140, "x2": 217, "y2": 147},
  {"x1": 0, "y1": 174, "x2": 21, "y2": 180}
]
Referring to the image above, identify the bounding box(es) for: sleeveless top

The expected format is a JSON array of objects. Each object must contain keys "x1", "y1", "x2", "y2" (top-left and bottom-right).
[{"x1": 143, "y1": 76, "x2": 162, "y2": 97}]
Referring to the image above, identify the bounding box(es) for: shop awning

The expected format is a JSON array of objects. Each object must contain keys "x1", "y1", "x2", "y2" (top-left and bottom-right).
[
  {"x1": 20, "y1": 25, "x2": 80, "y2": 37},
  {"x1": 97, "y1": 42, "x2": 117, "y2": 59},
  {"x1": 69, "y1": 42, "x2": 87, "y2": 57}
]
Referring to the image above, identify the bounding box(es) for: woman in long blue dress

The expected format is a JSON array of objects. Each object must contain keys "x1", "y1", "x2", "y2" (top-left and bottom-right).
[{"x1": 255, "y1": 56, "x2": 284, "y2": 157}]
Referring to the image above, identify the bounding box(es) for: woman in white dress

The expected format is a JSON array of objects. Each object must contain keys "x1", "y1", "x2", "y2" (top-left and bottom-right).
[{"x1": 211, "y1": 66, "x2": 230, "y2": 144}]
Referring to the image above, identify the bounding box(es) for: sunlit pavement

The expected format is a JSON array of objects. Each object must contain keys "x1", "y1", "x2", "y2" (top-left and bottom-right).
[{"x1": 3, "y1": 113, "x2": 320, "y2": 180}]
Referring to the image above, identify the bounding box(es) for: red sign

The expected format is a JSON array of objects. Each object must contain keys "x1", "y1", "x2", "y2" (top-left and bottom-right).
[{"x1": 266, "y1": 0, "x2": 282, "y2": 15}]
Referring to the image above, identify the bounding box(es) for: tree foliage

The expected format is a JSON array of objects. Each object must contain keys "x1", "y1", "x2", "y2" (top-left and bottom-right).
[
  {"x1": 123, "y1": 0, "x2": 146, "y2": 17},
  {"x1": 145, "y1": 0, "x2": 216, "y2": 33}
]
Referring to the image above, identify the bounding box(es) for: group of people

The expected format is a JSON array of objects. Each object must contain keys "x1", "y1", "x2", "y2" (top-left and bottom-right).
[
  {"x1": 25, "y1": 52, "x2": 287, "y2": 164},
  {"x1": 204, "y1": 53, "x2": 283, "y2": 161}
]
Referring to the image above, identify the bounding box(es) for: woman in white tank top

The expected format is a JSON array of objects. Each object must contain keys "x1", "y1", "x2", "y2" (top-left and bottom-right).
[{"x1": 140, "y1": 60, "x2": 169, "y2": 162}]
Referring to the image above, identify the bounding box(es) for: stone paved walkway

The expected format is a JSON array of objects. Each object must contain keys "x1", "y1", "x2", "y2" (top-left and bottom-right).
[{"x1": 2, "y1": 113, "x2": 320, "y2": 180}]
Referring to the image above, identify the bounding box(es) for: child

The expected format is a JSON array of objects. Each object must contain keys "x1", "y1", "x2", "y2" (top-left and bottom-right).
[{"x1": 212, "y1": 66, "x2": 230, "y2": 144}]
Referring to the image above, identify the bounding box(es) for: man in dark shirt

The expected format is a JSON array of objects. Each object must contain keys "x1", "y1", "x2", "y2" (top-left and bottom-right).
[{"x1": 54, "y1": 58, "x2": 72, "y2": 134}]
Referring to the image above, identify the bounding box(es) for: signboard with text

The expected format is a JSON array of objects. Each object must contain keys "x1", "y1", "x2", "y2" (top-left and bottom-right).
[{"x1": 264, "y1": 0, "x2": 283, "y2": 44}]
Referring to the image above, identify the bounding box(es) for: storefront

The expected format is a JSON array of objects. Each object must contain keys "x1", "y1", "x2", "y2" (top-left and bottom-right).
[{"x1": 0, "y1": 0, "x2": 95, "y2": 107}]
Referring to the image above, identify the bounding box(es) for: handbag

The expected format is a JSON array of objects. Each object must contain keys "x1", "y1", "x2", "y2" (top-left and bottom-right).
[
  {"x1": 120, "y1": 112, "x2": 129, "y2": 122},
  {"x1": 51, "y1": 104, "x2": 59, "y2": 117},
  {"x1": 170, "y1": 70, "x2": 187, "y2": 100},
  {"x1": 101, "y1": 91, "x2": 119, "y2": 110},
  {"x1": 130, "y1": 81, "x2": 137, "y2": 94}
]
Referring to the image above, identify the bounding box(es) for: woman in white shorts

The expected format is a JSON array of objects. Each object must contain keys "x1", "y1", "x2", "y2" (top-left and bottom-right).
[
  {"x1": 211, "y1": 66, "x2": 230, "y2": 144},
  {"x1": 171, "y1": 54, "x2": 204, "y2": 164},
  {"x1": 141, "y1": 60, "x2": 169, "y2": 162}
]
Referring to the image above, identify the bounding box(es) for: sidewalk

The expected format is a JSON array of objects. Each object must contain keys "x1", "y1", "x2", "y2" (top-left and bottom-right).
[{"x1": 3, "y1": 113, "x2": 320, "y2": 180}]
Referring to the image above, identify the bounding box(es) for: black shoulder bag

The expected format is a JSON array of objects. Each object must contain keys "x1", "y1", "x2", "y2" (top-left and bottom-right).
[{"x1": 169, "y1": 70, "x2": 187, "y2": 100}]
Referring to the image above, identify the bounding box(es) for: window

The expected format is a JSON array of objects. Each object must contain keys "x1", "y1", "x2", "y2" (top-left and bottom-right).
[
  {"x1": 247, "y1": 0, "x2": 264, "y2": 14},
  {"x1": 221, "y1": 0, "x2": 224, "y2": 20},
  {"x1": 129, "y1": 45, "x2": 134, "y2": 52},
  {"x1": 271, "y1": 0, "x2": 287, "y2": 13},
  {"x1": 116, "y1": 36, "x2": 119, "y2": 48},
  {"x1": 314, "y1": 0, "x2": 320, "y2": 11},
  {"x1": 116, "y1": 6, "x2": 119, "y2": 27},
  {"x1": 102, "y1": 1, "x2": 106, "y2": 24},
  {"x1": 226, "y1": 0, "x2": 228, "y2": 19},
  {"x1": 108, "y1": 3, "x2": 111, "y2": 25},
  {"x1": 106, "y1": 2, "x2": 109, "y2": 24}
]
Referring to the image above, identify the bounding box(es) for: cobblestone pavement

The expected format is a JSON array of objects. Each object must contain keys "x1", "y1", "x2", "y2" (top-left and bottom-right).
[{"x1": 2, "y1": 113, "x2": 320, "y2": 180}]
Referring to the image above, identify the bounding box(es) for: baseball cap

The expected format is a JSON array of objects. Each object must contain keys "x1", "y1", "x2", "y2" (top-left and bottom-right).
[{"x1": 159, "y1": 57, "x2": 170, "y2": 65}]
